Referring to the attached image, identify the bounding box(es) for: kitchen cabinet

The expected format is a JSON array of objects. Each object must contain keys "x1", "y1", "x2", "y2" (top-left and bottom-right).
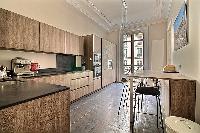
[
  {"x1": 40, "y1": 23, "x2": 65, "y2": 53},
  {"x1": 84, "y1": 34, "x2": 102, "y2": 71},
  {"x1": 93, "y1": 77, "x2": 101, "y2": 91},
  {"x1": 0, "y1": 8, "x2": 39, "y2": 51},
  {"x1": 0, "y1": 84, "x2": 70, "y2": 133},
  {"x1": 65, "y1": 31, "x2": 72, "y2": 54},
  {"x1": 79, "y1": 36, "x2": 84, "y2": 56},
  {"x1": 69, "y1": 33, "x2": 76, "y2": 55},
  {"x1": 28, "y1": 71, "x2": 94, "y2": 102},
  {"x1": 69, "y1": 33, "x2": 83, "y2": 55}
]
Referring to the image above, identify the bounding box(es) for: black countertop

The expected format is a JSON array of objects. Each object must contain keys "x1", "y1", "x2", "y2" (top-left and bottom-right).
[{"x1": 0, "y1": 80, "x2": 69, "y2": 110}]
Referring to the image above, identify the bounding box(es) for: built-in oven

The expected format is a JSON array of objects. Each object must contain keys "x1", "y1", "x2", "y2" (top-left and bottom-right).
[
  {"x1": 93, "y1": 53, "x2": 101, "y2": 78},
  {"x1": 94, "y1": 65, "x2": 101, "y2": 78},
  {"x1": 93, "y1": 53, "x2": 101, "y2": 66}
]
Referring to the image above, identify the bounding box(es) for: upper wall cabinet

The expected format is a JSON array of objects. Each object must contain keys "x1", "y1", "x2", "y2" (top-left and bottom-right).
[
  {"x1": 79, "y1": 36, "x2": 84, "y2": 56},
  {"x1": 0, "y1": 8, "x2": 39, "y2": 51},
  {"x1": 65, "y1": 32, "x2": 72, "y2": 54},
  {"x1": 67, "y1": 32, "x2": 84, "y2": 56},
  {"x1": 40, "y1": 23, "x2": 65, "y2": 53}
]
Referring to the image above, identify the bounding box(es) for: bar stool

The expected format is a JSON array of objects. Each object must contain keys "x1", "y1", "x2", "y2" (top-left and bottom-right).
[{"x1": 133, "y1": 80, "x2": 164, "y2": 130}]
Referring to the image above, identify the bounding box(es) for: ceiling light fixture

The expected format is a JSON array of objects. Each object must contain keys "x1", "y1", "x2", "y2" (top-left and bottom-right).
[{"x1": 121, "y1": 0, "x2": 128, "y2": 32}]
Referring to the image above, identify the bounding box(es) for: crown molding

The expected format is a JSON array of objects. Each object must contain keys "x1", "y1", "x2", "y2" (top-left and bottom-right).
[
  {"x1": 65, "y1": 0, "x2": 172, "y2": 32},
  {"x1": 65, "y1": 0, "x2": 114, "y2": 31}
]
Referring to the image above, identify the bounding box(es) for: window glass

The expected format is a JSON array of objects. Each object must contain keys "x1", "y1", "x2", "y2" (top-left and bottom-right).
[{"x1": 134, "y1": 32, "x2": 144, "y2": 40}]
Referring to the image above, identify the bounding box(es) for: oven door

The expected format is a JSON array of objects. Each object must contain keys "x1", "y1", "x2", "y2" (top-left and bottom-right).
[{"x1": 94, "y1": 65, "x2": 101, "y2": 78}]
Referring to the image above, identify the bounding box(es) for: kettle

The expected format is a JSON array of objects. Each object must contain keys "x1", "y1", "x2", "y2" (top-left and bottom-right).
[{"x1": 30, "y1": 63, "x2": 39, "y2": 72}]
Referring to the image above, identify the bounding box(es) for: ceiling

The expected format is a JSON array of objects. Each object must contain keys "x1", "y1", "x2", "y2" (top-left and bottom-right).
[{"x1": 65, "y1": 0, "x2": 172, "y2": 31}]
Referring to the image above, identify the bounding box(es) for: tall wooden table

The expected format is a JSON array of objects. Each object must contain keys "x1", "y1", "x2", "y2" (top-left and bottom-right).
[{"x1": 128, "y1": 70, "x2": 196, "y2": 125}]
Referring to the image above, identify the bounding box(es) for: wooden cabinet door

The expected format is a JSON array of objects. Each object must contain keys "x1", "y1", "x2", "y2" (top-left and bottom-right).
[
  {"x1": 0, "y1": 8, "x2": 11, "y2": 48},
  {"x1": 54, "y1": 28, "x2": 65, "y2": 54},
  {"x1": 69, "y1": 33, "x2": 76, "y2": 55},
  {"x1": 93, "y1": 35, "x2": 101, "y2": 53},
  {"x1": 40, "y1": 23, "x2": 51, "y2": 52},
  {"x1": 65, "y1": 32, "x2": 72, "y2": 54},
  {"x1": 40, "y1": 23, "x2": 65, "y2": 53},
  {"x1": 75, "y1": 35, "x2": 80, "y2": 55},
  {"x1": 22, "y1": 17, "x2": 39, "y2": 51},
  {"x1": 0, "y1": 9, "x2": 39, "y2": 51},
  {"x1": 79, "y1": 36, "x2": 84, "y2": 56}
]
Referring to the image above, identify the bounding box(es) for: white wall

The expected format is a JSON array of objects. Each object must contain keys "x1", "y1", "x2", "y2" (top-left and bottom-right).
[
  {"x1": 168, "y1": 0, "x2": 200, "y2": 123},
  {"x1": 0, "y1": 0, "x2": 107, "y2": 69},
  {"x1": 0, "y1": 0, "x2": 107, "y2": 37}
]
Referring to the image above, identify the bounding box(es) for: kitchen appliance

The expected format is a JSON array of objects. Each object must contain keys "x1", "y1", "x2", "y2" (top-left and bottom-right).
[
  {"x1": 94, "y1": 65, "x2": 101, "y2": 77},
  {"x1": 93, "y1": 53, "x2": 101, "y2": 78},
  {"x1": 0, "y1": 65, "x2": 7, "y2": 79},
  {"x1": 31, "y1": 62, "x2": 39, "y2": 72},
  {"x1": 93, "y1": 53, "x2": 101, "y2": 66},
  {"x1": 11, "y1": 57, "x2": 34, "y2": 76}
]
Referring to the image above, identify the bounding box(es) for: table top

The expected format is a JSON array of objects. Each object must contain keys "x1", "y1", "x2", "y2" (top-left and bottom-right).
[{"x1": 127, "y1": 70, "x2": 195, "y2": 80}]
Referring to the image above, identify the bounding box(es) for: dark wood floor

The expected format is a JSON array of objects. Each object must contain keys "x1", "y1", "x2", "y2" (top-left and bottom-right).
[{"x1": 70, "y1": 83, "x2": 162, "y2": 133}]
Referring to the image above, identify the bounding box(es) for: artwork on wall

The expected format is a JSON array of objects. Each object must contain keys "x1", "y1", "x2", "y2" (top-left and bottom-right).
[
  {"x1": 174, "y1": 0, "x2": 188, "y2": 51},
  {"x1": 108, "y1": 60, "x2": 113, "y2": 69}
]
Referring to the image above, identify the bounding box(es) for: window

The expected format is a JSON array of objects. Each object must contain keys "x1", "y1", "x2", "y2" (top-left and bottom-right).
[
  {"x1": 133, "y1": 32, "x2": 144, "y2": 73},
  {"x1": 122, "y1": 32, "x2": 144, "y2": 75},
  {"x1": 124, "y1": 60, "x2": 127, "y2": 65},
  {"x1": 124, "y1": 49, "x2": 128, "y2": 58},
  {"x1": 137, "y1": 48, "x2": 142, "y2": 58}
]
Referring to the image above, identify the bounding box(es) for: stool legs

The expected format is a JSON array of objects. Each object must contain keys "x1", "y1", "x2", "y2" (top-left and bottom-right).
[
  {"x1": 158, "y1": 96, "x2": 164, "y2": 130},
  {"x1": 133, "y1": 94, "x2": 164, "y2": 131},
  {"x1": 156, "y1": 96, "x2": 159, "y2": 128},
  {"x1": 133, "y1": 93, "x2": 137, "y2": 126}
]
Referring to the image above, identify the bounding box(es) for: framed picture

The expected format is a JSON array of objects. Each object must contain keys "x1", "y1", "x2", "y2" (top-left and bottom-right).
[
  {"x1": 108, "y1": 60, "x2": 113, "y2": 69},
  {"x1": 174, "y1": 0, "x2": 189, "y2": 51}
]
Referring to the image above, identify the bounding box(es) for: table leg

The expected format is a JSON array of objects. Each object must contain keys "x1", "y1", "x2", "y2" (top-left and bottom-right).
[{"x1": 129, "y1": 77, "x2": 133, "y2": 124}]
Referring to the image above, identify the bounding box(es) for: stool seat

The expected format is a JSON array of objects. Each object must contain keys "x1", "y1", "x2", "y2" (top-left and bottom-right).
[{"x1": 135, "y1": 87, "x2": 160, "y2": 96}]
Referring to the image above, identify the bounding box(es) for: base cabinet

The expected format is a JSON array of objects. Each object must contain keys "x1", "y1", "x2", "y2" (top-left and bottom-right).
[
  {"x1": 94, "y1": 77, "x2": 101, "y2": 91},
  {"x1": 29, "y1": 71, "x2": 94, "y2": 102},
  {"x1": 0, "y1": 90, "x2": 70, "y2": 133},
  {"x1": 159, "y1": 79, "x2": 196, "y2": 121}
]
